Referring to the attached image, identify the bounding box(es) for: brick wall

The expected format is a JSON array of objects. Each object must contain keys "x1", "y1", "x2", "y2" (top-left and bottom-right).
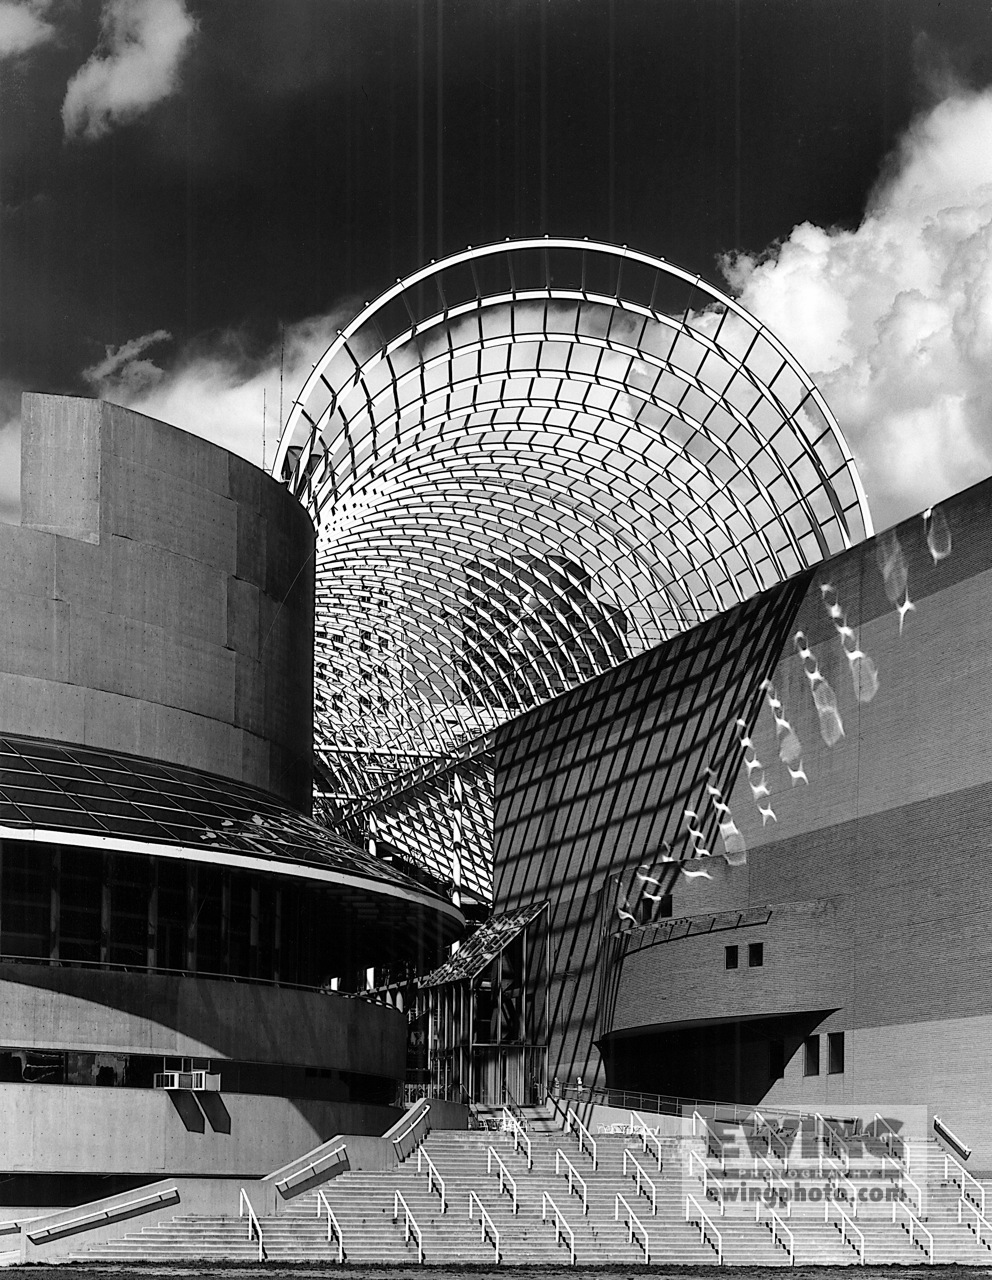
[{"x1": 493, "y1": 474, "x2": 992, "y2": 1132}]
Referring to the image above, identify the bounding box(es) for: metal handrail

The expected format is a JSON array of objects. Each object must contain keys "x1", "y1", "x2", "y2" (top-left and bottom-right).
[
  {"x1": 817, "y1": 1114, "x2": 851, "y2": 1171},
  {"x1": 501, "y1": 1106, "x2": 533, "y2": 1169},
  {"x1": 393, "y1": 1190, "x2": 424, "y2": 1264},
  {"x1": 756, "y1": 1198, "x2": 794, "y2": 1265},
  {"x1": 468, "y1": 1190, "x2": 500, "y2": 1263},
  {"x1": 822, "y1": 1154, "x2": 858, "y2": 1217},
  {"x1": 25, "y1": 1187, "x2": 180, "y2": 1246},
  {"x1": 958, "y1": 1194, "x2": 992, "y2": 1250},
  {"x1": 880, "y1": 1155, "x2": 922, "y2": 1215},
  {"x1": 623, "y1": 1148, "x2": 657, "y2": 1214},
  {"x1": 487, "y1": 1145, "x2": 518, "y2": 1213},
  {"x1": 417, "y1": 1145, "x2": 447, "y2": 1213},
  {"x1": 893, "y1": 1196, "x2": 933, "y2": 1263},
  {"x1": 753, "y1": 1151, "x2": 791, "y2": 1217},
  {"x1": 316, "y1": 1189, "x2": 343, "y2": 1263},
  {"x1": 752, "y1": 1110, "x2": 790, "y2": 1167},
  {"x1": 0, "y1": 949, "x2": 344, "y2": 996},
  {"x1": 945, "y1": 1150, "x2": 985, "y2": 1217},
  {"x1": 276, "y1": 1142, "x2": 348, "y2": 1195},
  {"x1": 935, "y1": 1114, "x2": 972, "y2": 1160},
  {"x1": 615, "y1": 1193, "x2": 649, "y2": 1263},
  {"x1": 541, "y1": 1191, "x2": 575, "y2": 1265},
  {"x1": 555, "y1": 1148, "x2": 588, "y2": 1213},
  {"x1": 689, "y1": 1148, "x2": 724, "y2": 1215},
  {"x1": 565, "y1": 1107, "x2": 598, "y2": 1170},
  {"x1": 826, "y1": 1198, "x2": 865, "y2": 1264},
  {"x1": 692, "y1": 1111, "x2": 726, "y2": 1171},
  {"x1": 239, "y1": 1187, "x2": 263, "y2": 1262},
  {"x1": 685, "y1": 1192, "x2": 722, "y2": 1264},
  {"x1": 872, "y1": 1113, "x2": 909, "y2": 1168},
  {"x1": 393, "y1": 1102, "x2": 431, "y2": 1160},
  {"x1": 558, "y1": 1078, "x2": 822, "y2": 1124},
  {"x1": 630, "y1": 1110, "x2": 663, "y2": 1169},
  {"x1": 504, "y1": 1087, "x2": 528, "y2": 1130}
]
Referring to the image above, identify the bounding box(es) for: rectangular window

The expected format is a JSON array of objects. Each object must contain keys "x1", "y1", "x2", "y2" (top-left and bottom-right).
[
  {"x1": 748, "y1": 941, "x2": 764, "y2": 967},
  {"x1": 1, "y1": 843, "x2": 52, "y2": 958},
  {"x1": 108, "y1": 854, "x2": 149, "y2": 967},
  {"x1": 828, "y1": 1031, "x2": 845, "y2": 1075},
  {"x1": 725, "y1": 945, "x2": 738, "y2": 969},
  {"x1": 60, "y1": 847, "x2": 103, "y2": 964},
  {"x1": 638, "y1": 893, "x2": 672, "y2": 924},
  {"x1": 769, "y1": 1039, "x2": 785, "y2": 1081},
  {"x1": 156, "y1": 859, "x2": 187, "y2": 972},
  {"x1": 804, "y1": 1035, "x2": 820, "y2": 1076}
]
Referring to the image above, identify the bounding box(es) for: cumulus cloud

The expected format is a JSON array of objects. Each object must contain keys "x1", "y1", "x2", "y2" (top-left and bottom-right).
[
  {"x1": 82, "y1": 328, "x2": 172, "y2": 397},
  {"x1": 83, "y1": 309, "x2": 354, "y2": 469},
  {"x1": 0, "y1": 0, "x2": 55, "y2": 58},
  {"x1": 723, "y1": 90, "x2": 992, "y2": 533},
  {"x1": 62, "y1": 0, "x2": 196, "y2": 141}
]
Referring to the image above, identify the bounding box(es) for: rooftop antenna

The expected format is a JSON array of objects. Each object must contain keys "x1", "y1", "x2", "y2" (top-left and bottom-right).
[
  {"x1": 262, "y1": 388, "x2": 266, "y2": 472},
  {"x1": 279, "y1": 322, "x2": 285, "y2": 443}
]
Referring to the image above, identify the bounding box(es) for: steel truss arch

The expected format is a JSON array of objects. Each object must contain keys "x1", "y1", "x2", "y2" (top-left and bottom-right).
[{"x1": 276, "y1": 238, "x2": 872, "y2": 858}]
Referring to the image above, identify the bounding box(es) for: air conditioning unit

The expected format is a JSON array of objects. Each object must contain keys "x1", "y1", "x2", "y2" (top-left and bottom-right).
[{"x1": 153, "y1": 1071, "x2": 222, "y2": 1092}]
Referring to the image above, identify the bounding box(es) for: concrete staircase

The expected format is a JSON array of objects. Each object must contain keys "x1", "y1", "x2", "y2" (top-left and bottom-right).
[{"x1": 65, "y1": 1108, "x2": 992, "y2": 1264}]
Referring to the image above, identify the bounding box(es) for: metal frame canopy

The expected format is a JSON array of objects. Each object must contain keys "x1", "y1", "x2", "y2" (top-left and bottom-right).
[{"x1": 274, "y1": 237, "x2": 872, "y2": 804}]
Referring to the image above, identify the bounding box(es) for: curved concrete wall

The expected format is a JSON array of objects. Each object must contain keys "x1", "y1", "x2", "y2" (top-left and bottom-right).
[
  {"x1": 0, "y1": 965, "x2": 406, "y2": 1077},
  {"x1": 0, "y1": 965, "x2": 407, "y2": 1176},
  {"x1": 0, "y1": 394, "x2": 314, "y2": 808},
  {"x1": 0, "y1": 1084, "x2": 400, "y2": 1176}
]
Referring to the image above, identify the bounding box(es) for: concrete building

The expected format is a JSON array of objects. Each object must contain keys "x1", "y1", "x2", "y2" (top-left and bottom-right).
[{"x1": 0, "y1": 394, "x2": 460, "y2": 1214}]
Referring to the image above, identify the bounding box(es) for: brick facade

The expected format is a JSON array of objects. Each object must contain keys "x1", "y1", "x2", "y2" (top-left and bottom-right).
[{"x1": 494, "y1": 474, "x2": 992, "y2": 1151}]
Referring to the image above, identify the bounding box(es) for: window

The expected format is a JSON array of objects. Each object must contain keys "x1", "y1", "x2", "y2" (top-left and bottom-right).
[
  {"x1": 804, "y1": 1036, "x2": 820, "y2": 1076},
  {"x1": 639, "y1": 893, "x2": 672, "y2": 924},
  {"x1": 828, "y1": 1031, "x2": 845, "y2": 1075},
  {"x1": 725, "y1": 945, "x2": 738, "y2": 969},
  {"x1": 748, "y1": 941, "x2": 764, "y2": 967},
  {"x1": 769, "y1": 1039, "x2": 785, "y2": 1081}
]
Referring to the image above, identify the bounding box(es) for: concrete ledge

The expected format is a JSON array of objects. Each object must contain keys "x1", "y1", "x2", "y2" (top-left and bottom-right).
[
  {"x1": 272, "y1": 1143, "x2": 350, "y2": 1200},
  {"x1": 27, "y1": 1185, "x2": 180, "y2": 1245}
]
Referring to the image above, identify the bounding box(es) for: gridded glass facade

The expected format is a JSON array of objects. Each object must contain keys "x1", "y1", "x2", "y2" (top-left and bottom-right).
[
  {"x1": 275, "y1": 237, "x2": 872, "y2": 899},
  {"x1": 0, "y1": 839, "x2": 395, "y2": 987}
]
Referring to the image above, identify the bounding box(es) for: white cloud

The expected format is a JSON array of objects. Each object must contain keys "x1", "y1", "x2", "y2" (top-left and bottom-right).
[
  {"x1": 62, "y1": 0, "x2": 196, "y2": 142},
  {"x1": 82, "y1": 328, "x2": 172, "y2": 397},
  {"x1": 84, "y1": 310, "x2": 354, "y2": 470},
  {"x1": 0, "y1": 420, "x2": 21, "y2": 525},
  {"x1": 0, "y1": 0, "x2": 55, "y2": 58},
  {"x1": 724, "y1": 90, "x2": 992, "y2": 533}
]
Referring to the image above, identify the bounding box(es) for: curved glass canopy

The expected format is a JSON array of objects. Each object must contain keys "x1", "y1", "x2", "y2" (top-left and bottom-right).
[{"x1": 275, "y1": 238, "x2": 872, "y2": 813}]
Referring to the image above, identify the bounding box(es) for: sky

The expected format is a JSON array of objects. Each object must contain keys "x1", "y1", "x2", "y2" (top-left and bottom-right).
[{"x1": 2, "y1": 0, "x2": 992, "y2": 532}]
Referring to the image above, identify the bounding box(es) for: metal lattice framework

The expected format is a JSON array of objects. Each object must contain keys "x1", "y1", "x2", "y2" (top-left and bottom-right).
[{"x1": 274, "y1": 238, "x2": 872, "y2": 837}]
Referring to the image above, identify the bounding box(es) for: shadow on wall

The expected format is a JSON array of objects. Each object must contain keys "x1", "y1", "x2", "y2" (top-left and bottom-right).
[
  {"x1": 197, "y1": 1093, "x2": 232, "y2": 1134},
  {"x1": 0, "y1": 963, "x2": 398, "y2": 1075},
  {"x1": 493, "y1": 570, "x2": 815, "y2": 1086},
  {"x1": 167, "y1": 1091, "x2": 205, "y2": 1134},
  {"x1": 600, "y1": 1010, "x2": 833, "y2": 1103}
]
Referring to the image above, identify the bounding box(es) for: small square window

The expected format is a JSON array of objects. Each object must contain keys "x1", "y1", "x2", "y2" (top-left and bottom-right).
[
  {"x1": 725, "y1": 945, "x2": 739, "y2": 970},
  {"x1": 748, "y1": 942, "x2": 764, "y2": 967},
  {"x1": 828, "y1": 1031, "x2": 845, "y2": 1075},
  {"x1": 804, "y1": 1036, "x2": 820, "y2": 1077}
]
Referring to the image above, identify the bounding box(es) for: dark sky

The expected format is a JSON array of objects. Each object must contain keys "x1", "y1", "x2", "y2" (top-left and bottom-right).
[{"x1": 2, "y1": 0, "x2": 991, "y2": 409}]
